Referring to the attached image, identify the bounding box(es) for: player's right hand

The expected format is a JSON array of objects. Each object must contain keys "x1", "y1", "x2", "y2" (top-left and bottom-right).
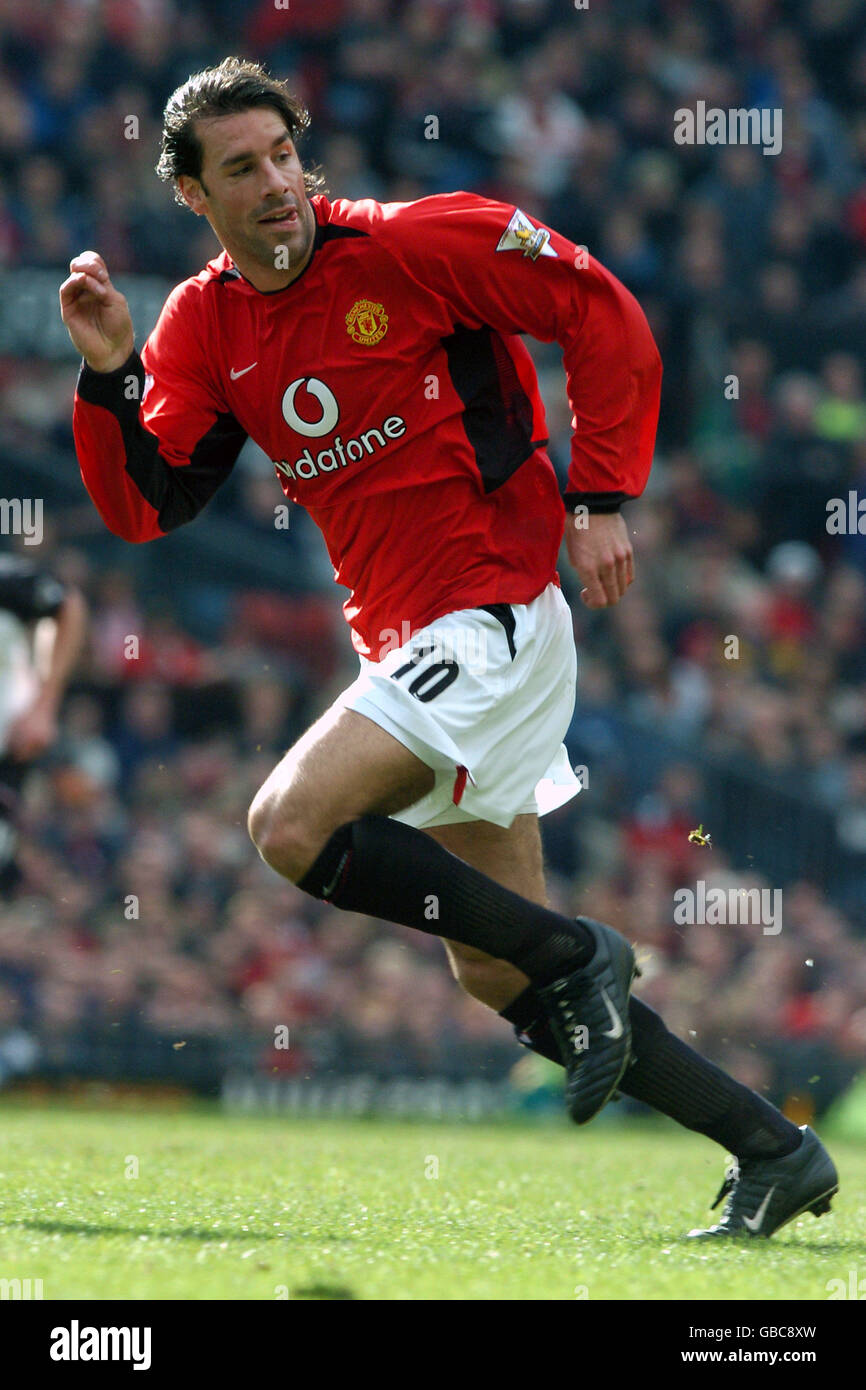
[
  {"x1": 565, "y1": 510, "x2": 635, "y2": 608},
  {"x1": 59, "y1": 252, "x2": 135, "y2": 373}
]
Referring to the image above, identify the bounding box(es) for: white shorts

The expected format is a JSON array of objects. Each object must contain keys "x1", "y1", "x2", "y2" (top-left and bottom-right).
[{"x1": 336, "y1": 581, "x2": 580, "y2": 829}]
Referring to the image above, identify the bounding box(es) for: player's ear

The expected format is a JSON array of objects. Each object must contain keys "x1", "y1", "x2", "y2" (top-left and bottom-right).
[{"x1": 178, "y1": 175, "x2": 207, "y2": 215}]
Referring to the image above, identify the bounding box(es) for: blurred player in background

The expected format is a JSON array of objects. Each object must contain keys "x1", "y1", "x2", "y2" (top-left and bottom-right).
[
  {"x1": 0, "y1": 552, "x2": 86, "y2": 894},
  {"x1": 61, "y1": 58, "x2": 838, "y2": 1237}
]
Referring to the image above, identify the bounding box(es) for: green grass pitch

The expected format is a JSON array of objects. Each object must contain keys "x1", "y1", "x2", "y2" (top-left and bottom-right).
[{"x1": 0, "y1": 1106, "x2": 863, "y2": 1300}]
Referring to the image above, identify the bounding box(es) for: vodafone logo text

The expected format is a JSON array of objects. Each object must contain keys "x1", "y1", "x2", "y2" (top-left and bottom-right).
[{"x1": 274, "y1": 376, "x2": 406, "y2": 482}]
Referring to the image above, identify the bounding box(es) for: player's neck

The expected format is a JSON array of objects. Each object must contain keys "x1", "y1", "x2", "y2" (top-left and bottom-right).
[{"x1": 232, "y1": 248, "x2": 315, "y2": 292}]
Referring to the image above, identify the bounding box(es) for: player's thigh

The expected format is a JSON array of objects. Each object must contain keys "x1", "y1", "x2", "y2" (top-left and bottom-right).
[
  {"x1": 248, "y1": 703, "x2": 435, "y2": 856},
  {"x1": 427, "y1": 812, "x2": 547, "y2": 972}
]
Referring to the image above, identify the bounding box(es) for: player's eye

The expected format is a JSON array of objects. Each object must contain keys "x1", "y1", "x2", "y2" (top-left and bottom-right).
[{"x1": 231, "y1": 165, "x2": 252, "y2": 177}]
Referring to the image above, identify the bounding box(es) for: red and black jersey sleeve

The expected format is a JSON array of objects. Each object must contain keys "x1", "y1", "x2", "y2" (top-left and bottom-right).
[
  {"x1": 73, "y1": 281, "x2": 247, "y2": 542},
  {"x1": 358, "y1": 192, "x2": 662, "y2": 512}
]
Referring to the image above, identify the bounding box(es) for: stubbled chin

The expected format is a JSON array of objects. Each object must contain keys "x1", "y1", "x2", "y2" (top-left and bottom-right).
[{"x1": 248, "y1": 228, "x2": 313, "y2": 269}]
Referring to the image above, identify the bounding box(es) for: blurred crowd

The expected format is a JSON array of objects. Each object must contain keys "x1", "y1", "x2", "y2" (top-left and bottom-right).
[{"x1": 2, "y1": 0, "x2": 866, "y2": 1112}]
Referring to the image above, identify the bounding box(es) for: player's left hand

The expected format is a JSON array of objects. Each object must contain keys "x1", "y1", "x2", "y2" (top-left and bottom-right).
[
  {"x1": 564, "y1": 510, "x2": 634, "y2": 608},
  {"x1": 6, "y1": 696, "x2": 58, "y2": 762}
]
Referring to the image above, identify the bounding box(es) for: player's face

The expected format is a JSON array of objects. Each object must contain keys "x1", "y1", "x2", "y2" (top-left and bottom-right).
[{"x1": 181, "y1": 107, "x2": 316, "y2": 290}]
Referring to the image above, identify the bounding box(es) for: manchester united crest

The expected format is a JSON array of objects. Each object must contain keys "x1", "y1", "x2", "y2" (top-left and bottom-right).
[{"x1": 346, "y1": 299, "x2": 388, "y2": 345}]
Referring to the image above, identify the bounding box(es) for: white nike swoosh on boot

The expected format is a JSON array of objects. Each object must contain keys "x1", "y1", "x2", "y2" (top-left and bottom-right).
[
  {"x1": 600, "y1": 986, "x2": 624, "y2": 1039},
  {"x1": 743, "y1": 1185, "x2": 777, "y2": 1233}
]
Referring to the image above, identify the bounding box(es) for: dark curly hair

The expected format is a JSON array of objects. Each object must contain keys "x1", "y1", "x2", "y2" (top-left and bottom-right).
[{"x1": 156, "y1": 57, "x2": 324, "y2": 206}]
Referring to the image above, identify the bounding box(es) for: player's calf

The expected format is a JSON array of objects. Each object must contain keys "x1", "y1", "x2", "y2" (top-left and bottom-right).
[{"x1": 442, "y1": 939, "x2": 528, "y2": 1013}]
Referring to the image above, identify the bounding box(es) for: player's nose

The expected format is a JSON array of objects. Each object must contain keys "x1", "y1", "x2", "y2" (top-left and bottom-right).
[{"x1": 260, "y1": 159, "x2": 290, "y2": 198}]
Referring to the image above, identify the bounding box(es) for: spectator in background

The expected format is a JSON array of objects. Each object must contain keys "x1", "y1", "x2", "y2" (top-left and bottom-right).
[
  {"x1": 0, "y1": 550, "x2": 86, "y2": 893},
  {"x1": 492, "y1": 54, "x2": 586, "y2": 199},
  {"x1": 111, "y1": 682, "x2": 178, "y2": 781},
  {"x1": 815, "y1": 352, "x2": 866, "y2": 444},
  {"x1": 758, "y1": 373, "x2": 852, "y2": 553}
]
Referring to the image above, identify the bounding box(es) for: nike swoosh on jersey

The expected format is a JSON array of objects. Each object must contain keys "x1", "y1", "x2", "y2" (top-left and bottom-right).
[
  {"x1": 600, "y1": 986, "x2": 624, "y2": 1039},
  {"x1": 742, "y1": 1185, "x2": 776, "y2": 1233},
  {"x1": 230, "y1": 362, "x2": 258, "y2": 379}
]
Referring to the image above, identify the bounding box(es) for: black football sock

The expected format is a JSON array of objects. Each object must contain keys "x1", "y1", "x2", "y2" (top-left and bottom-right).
[
  {"x1": 296, "y1": 814, "x2": 594, "y2": 982},
  {"x1": 501, "y1": 987, "x2": 802, "y2": 1162}
]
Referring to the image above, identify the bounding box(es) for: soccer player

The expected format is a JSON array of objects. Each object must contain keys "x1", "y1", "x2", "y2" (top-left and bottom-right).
[
  {"x1": 0, "y1": 552, "x2": 86, "y2": 894},
  {"x1": 61, "y1": 58, "x2": 837, "y2": 1237}
]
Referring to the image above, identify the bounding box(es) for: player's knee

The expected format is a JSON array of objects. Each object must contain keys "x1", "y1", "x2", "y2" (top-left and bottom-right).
[{"x1": 247, "y1": 792, "x2": 322, "y2": 883}]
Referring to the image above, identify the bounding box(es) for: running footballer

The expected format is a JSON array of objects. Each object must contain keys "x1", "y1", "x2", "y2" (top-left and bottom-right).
[{"x1": 60, "y1": 58, "x2": 838, "y2": 1238}]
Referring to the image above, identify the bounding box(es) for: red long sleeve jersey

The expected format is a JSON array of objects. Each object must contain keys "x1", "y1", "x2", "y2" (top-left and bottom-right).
[{"x1": 73, "y1": 192, "x2": 662, "y2": 660}]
